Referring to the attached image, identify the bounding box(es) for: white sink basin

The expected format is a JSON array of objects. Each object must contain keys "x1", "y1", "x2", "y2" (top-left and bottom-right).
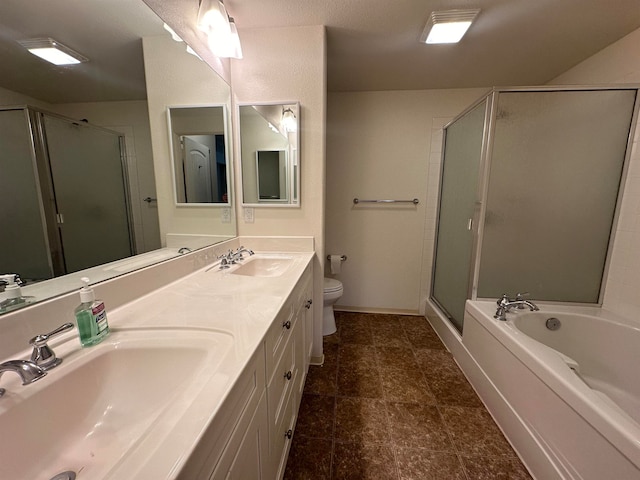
[
  {"x1": 0, "y1": 327, "x2": 233, "y2": 480},
  {"x1": 230, "y1": 255, "x2": 293, "y2": 277}
]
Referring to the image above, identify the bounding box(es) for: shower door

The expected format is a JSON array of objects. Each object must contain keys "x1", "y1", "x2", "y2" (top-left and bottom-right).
[
  {"x1": 477, "y1": 89, "x2": 637, "y2": 302},
  {"x1": 0, "y1": 109, "x2": 53, "y2": 281},
  {"x1": 42, "y1": 113, "x2": 134, "y2": 273},
  {"x1": 431, "y1": 100, "x2": 488, "y2": 331}
]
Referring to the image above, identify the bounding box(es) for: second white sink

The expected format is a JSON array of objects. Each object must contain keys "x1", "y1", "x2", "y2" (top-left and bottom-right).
[{"x1": 231, "y1": 255, "x2": 293, "y2": 277}]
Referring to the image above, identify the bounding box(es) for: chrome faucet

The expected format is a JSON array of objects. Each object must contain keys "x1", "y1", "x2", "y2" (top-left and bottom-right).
[
  {"x1": 0, "y1": 360, "x2": 46, "y2": 396},
  {"x1": 494, "y1": 293, "x2": 539, "y2": 321},
  {"x1": 236, "y1": 247, "x2": 256, "y2": 258},
  {"x1": 218, "y1": 247, "x2": 254, "y2": 269}
]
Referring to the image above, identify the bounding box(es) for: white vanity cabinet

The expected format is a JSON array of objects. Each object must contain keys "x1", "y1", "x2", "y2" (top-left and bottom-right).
[
  {"x1": 265, "y1": 264, "x2": 313, "y2": 479},
  {"x1": 182, "y1": 262, "x2": 313, "y2": 480},
  {"x1": 178, "y1": 348, "x2": 268, "y2": 480}
]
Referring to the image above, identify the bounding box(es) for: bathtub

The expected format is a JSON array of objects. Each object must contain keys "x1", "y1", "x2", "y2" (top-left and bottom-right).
[{"x1": 461, "y1": 300, "x2": 640, "y2": 480}]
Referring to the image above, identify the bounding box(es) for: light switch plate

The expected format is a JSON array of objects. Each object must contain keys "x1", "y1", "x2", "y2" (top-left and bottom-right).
[
  {"x1": 221, "y1": 207, "x2": 231, "y2": 223},
  {"x1": 244, "y1": 207, "x2": 254, "y2": 223}
]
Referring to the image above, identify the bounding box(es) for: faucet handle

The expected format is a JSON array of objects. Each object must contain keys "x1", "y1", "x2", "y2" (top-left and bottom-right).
[
  {"x1": 515, "y1": 292, "x2": 530, "y2": 309},
  {"x1": 497, "y1": 293, "x2": 511, "y2": 306},
  {"x1": 29, "y1": 322, "x2": 74, "y2": 370}
]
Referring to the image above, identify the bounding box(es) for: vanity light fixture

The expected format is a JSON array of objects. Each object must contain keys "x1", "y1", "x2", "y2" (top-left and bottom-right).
[
  {"x1": 420, "y1": 9, "x2": 480, "y2": 44},
  {"x1": 228, "y1": 18, "x2": 243, "y2": 59},
  {"x1": 282, "y1": 107, "x2": 297, "y2": 133},
  {"x1": 197, "y1": 0, "x2": 231, "y2": 37},
  {"x1": 18, "y1": 38, "x2": 88, "y2": 65},
  {"x1": 197, "y1": 0, "x2": 243, "y2": 58}
]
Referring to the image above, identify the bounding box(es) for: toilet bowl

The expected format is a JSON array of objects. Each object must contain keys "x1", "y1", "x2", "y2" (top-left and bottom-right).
[{"x1": 323, "y1": 278, "x2": 343, "y2": 336}]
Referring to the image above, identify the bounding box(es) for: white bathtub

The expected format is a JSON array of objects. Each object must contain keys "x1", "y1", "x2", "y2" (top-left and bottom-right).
[{"x1": 462, "y1": 300, "x2": 640, "y2": 480}]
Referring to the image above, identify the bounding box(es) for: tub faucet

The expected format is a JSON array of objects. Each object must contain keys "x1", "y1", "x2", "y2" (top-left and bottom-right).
[
  {"x1": 0, "y1": 360, "x2": 47, "y2": 397},
  {"x1": 494, "y1": 294, "x2": 539, "y2": 321}
]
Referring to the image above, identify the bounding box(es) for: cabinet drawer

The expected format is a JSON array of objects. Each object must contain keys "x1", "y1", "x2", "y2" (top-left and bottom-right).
[
  {"x1": 264, "y1": 302, "x2": 295, "y2": 382},
  {"x1": 267, "y1": 317, "x2": 300, "y2": 430},
  {"x1": 272, "y1": 380, "x2": 298, "y2": 480}
]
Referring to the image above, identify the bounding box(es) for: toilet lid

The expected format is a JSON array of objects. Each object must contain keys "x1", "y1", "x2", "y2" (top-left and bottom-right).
[{"x1": 324, "y1": 277, "x2": 343, "y2": 293}]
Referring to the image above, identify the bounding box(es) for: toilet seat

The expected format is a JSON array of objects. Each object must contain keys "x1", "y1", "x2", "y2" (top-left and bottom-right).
[{"x1": 324, "y1": 277, "x2": 343, "y2": 293}]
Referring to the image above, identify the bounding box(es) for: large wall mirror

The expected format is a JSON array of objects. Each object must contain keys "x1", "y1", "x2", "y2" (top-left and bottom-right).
[
  {"x1": 239, "y1": 103, "x2": 300, "y2": 206},
  {"x1": 167, "y1": 105, "x2": 231, "y2": 205},
  {"x1": 0, "y1": 0, "x2": 236, "y2": 314}
]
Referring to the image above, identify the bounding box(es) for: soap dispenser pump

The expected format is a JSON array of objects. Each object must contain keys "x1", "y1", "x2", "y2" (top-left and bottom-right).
[
  {"x1": 0, "y1": 274, "x2": 34, "y2": 313},
  {"x1": 74, "y1": 277, "x2": 110, "y2": 347}
]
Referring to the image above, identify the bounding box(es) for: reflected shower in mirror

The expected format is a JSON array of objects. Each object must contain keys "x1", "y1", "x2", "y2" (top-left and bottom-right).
[
  {"x1": 168, "y1": 106, "x2": 230, "y2": 205},
  {"x1": 0, "y1": 0, "x2": 236, "y2": 313},
  {"x1": 239, "y1": 103, "x2": 300, "y2": 206}
]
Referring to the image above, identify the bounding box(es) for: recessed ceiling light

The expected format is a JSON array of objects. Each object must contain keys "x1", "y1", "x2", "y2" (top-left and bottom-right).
[
  {"x1": 18, "y1": 38, "x2": 88, "y2": 65},
  {"x1": 420, "y1": 9, "x2": 480, "y2": 44}
]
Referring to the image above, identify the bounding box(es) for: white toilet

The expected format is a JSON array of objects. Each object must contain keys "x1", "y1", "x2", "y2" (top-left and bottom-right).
[{"x1": 323, "y1": 277, "x2": 343, "y2": 335}]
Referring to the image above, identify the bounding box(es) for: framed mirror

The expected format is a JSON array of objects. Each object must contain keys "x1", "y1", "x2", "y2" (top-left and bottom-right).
[
  {"x1": 167, "y1": 105, "x2": 231, "y2": 205},
  {"x1": 239, "y1": 103, "x2": 300, "y2": 206},
  {"x1": 0, "y1": 0, "x2": 236, "y2": 313}
]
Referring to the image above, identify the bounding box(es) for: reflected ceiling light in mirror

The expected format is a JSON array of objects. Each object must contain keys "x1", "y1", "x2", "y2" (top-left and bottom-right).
[
  {"x1": 163, "y1": 23, "x2": 184, "y2": 42},
  {"x1": 18, "y1": 38, "x2": 88, "y2": 65},
  {"x1": 420, "y1": 9, "x2": 480, "y2": 44},
  {"x1": 282, "y1": 107, "x2": 297, "y2": 132}
]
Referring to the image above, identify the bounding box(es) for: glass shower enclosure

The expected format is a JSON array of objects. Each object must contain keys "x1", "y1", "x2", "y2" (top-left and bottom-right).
[
  {"x1": 431, "y1": 87, "x2": 639, "y2": 333},
  {"x1": 0, "y1": 107, "x2": 134, "y2": 282}
]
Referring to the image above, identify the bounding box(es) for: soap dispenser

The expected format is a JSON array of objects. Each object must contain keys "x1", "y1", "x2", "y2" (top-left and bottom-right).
[
  {"x1": 0, "y1": 274, "x2": 34, "y2": 313},
  {"x1": 75, "y1": 277, "x2": 110, "y2": 347}
]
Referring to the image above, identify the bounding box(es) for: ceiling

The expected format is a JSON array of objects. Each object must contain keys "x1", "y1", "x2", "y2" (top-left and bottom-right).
[
  {"x1": 2, "y1": 0, "x2": 640, "y2": 103},
  {"x1": 0, "y1": 0, "x2": 165, "y2": 103},
  {"x1": 227, "y1": 0, "x2": 640, "y2": 92}
]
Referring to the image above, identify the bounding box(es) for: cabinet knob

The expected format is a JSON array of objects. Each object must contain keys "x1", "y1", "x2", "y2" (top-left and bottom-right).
[
  {"x1": 285, "y1": 429, "x2": 293, "y2": 440},
  {"x1": 284, "y1": 370, "x2": 292, "y2": 380},
  {"x1": 305, "y1": 299, "x2": 313, "y2": 309},
  {"x1": 283, "y1": 320, "x2": 292, "y2": 330}
]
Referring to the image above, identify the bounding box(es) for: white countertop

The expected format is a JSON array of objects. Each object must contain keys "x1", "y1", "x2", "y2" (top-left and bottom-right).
[{"x1": 0, "y1": 250, "x2": 314, "y2": 480}]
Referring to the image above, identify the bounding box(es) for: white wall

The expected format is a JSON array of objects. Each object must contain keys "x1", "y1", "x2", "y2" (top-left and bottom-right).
[
  {"x1": 326, "y1": 88, "x2": 486, "y2": 314},
  {"x1": 143, "y1": 34, "x2": 236, "y2": 243},
  {"x1": 230, "y1": 25, "x2": 326, "y2": 358},
  {"x1": 550, "y1": 27, "x2": 640, "y2": 320}
]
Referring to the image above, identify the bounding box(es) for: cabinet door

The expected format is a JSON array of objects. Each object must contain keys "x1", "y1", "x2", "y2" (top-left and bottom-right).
[
  {"x1": 212, "y1": 393, "x2": 269, "y2": 480},
  {"x1": 303, "y1": 281, "x2": 313, "y2": 371}
]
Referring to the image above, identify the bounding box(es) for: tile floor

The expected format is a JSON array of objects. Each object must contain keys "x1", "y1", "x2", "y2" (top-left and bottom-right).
[{"x1": 284, "y1": 312, "x2": 532, "y2": 480}]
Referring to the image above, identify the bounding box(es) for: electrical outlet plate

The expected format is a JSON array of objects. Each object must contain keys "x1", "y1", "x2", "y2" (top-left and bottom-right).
[
  {"x1": 221, "y1": 207, "x2": 231, "y2": 223},
  {"x1": 244, "y1": 207, "x2": 254, "y2": 223}
]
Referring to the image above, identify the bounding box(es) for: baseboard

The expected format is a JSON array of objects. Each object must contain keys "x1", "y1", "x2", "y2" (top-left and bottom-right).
[
  {"x1": 335, "y1": 305, "x2": 420, "y2": 316},
  {"x1": 309, "y1": 354, "x2": 324, "y2": 366}
]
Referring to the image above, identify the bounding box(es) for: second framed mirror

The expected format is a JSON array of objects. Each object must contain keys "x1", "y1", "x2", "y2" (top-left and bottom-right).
[
  {"x1": 167, "y1": 105, "x2": 231, "y2": 206},
  {"x1": 239, "y1": 102, "x2": 300, "y2": 206}
]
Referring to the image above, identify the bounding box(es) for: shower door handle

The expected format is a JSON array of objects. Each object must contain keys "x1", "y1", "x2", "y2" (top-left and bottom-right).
[{"x1": 467, "y1": 218, "x2": 473, "y2": 231}]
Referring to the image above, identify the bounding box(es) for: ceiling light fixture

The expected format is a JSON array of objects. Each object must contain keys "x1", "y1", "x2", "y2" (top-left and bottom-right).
[
  {"x1": 420, "y1": 9, "x2": 480, "y2": 44},
  {"x1": 281, "y1": 107, "x2": 297, "y2": 133},
  {"x1": 18, "y1": 38, "x2": 88, "y2": 65}
]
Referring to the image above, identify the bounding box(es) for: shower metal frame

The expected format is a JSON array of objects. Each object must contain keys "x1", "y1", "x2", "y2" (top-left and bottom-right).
[
  {"x1": 0, "y1": 105, "x2": 136, "y2": 278},
  {"x1": 430, "y1": 85, "x2": 640, "y2": 329}
]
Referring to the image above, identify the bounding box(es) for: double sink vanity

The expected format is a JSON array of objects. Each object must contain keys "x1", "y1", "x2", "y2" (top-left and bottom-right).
[{"x1": 0, "y1": 240, "x2": 314, "y2": 480}]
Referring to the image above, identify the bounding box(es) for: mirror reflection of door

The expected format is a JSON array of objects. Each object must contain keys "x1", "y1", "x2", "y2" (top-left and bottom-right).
[
  {"x1": 182, "y1": 136, "x2": 213, "y2": 203},
  {"x1": 168, "y1": 106, "x2": 229, "y2": 204},
  {"x1": 256, "y1": 150, "x2": 288, "y2": 201}
]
